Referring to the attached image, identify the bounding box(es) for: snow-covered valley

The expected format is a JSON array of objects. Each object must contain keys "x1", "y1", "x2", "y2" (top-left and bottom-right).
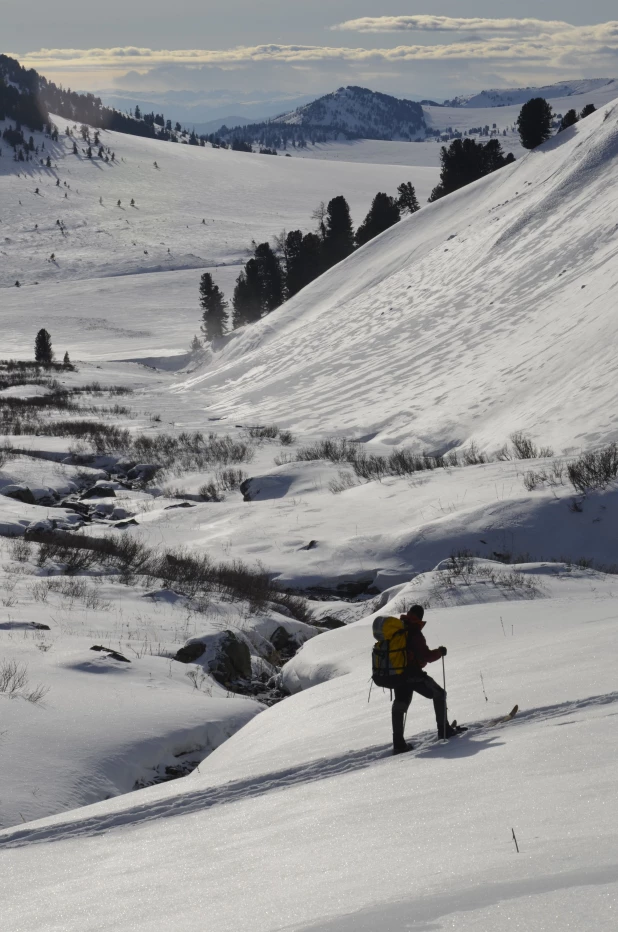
[{"x1": 1, "y1": 84, "x2": 617, "y2": 932}]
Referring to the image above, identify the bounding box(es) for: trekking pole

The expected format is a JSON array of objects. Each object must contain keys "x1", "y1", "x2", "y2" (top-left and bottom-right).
[{"x1": 442, "y1": 655, "x2": 448, "y2": 739}]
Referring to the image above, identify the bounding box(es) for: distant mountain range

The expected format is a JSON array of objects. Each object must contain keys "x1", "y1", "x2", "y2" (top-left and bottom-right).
[{"x1": 445, "y1": 78, "x2": 617, "y2": 108}]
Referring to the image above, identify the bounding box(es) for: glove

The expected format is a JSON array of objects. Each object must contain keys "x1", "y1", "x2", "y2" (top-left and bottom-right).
[{"x1": 439, "y1": 646, "x2": 447, "y2": 656}]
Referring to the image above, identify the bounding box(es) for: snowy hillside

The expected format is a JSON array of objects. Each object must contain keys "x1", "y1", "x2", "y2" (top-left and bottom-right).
[
  {"x1": 177, "y1": 101, "x2": 618, "y2": 456},
  {"x1": 446, "y1": 78, "x2": 618, "y2": 108},
  {"x1": 0, "y1": 116, "x2": 437, "y2": 291},
  {"x1": 273, "y1": 85, "x2": 426, "y2": 140}
]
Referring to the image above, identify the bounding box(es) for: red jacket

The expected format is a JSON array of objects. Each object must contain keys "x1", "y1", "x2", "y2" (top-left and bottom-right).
[{"x1": 404, "y1": 615, "x2": 442, "y2": 670}]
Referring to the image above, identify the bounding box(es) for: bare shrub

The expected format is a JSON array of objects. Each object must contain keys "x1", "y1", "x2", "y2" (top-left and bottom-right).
[
  {"x1": 328, "y1": 471, "x2": 357, "y2": 494},
  {"x1": 27, "y1": 530, "x2": 313, "y2": 622},
  {"x1": 247, "y1": 425, "x2": 279, "y2": 440},
  {"x1": 460, "y1": 441, "x2": 487, "y2": 466},
  {"x1": 199, "y1": 481, "x2": 225, "y2": 502},
  {"x1": 522, "y1": 460, "x2": 565, "y2": 491},
  {"x1": 216, "y1": 468, "x2": 248, "y2": 492},
  {"x1": 9, "y1": 538, "x2": 32, "y2": 563},
  {"x1": 0, "y1": 659, "x2": 49, "y2": 703},
  {"x1": 279, "y1": 430, "x2": 295, "y2": 446},
  {"x1": 567, "y1": 443, "x2": 618, "y2": 494},
  {"x1": 274, "y1": 452, "x2": 294, "y2": 466}
]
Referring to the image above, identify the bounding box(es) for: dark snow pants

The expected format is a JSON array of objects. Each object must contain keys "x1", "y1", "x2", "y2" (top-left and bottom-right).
[{"x1": 392, "y1": 672, "x2": 447, "y2": 745}]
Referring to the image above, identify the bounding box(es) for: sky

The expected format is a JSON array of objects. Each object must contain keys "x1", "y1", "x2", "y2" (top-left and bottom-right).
[{"x1": 3, "y1": 2, "x2": 618, "y2": 101}]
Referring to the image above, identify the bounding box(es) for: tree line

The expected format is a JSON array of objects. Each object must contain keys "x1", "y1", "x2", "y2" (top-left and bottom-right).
[
  {"x1": 0, "y1": 55, "x2": 169, "y2": 140},
  {"x1": 198, "y1": 183, "x2": 421, "y2": 340}
]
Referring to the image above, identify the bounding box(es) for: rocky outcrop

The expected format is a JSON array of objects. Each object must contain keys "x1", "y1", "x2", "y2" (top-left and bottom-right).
[{"x1": 174, "y1": 630, "x2": 252, "y2": 686}]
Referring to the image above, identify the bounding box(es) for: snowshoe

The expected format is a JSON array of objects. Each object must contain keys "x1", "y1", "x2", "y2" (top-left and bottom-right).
[{"x1": 393, "y1": 742, "x2": 414, "y2": 755}]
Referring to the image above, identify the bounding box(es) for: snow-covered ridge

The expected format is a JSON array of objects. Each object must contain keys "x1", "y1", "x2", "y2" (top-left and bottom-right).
[
  {"x1": 446, "y1": 78, "x2": 618, "y2": 108},
  {"x1": 176, "y1": 100, "x2": 618, "y2": 455}
]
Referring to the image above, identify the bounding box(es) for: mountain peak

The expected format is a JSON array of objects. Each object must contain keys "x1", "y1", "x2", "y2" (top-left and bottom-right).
[{"x1": 272, "y1": 86, "x2": 426, "y2": 141}]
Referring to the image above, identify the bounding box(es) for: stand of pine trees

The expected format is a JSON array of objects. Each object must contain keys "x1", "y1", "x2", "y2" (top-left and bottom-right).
[
  {"x1": 429, "y1": 138, "x2": 515, "y2": 201},
  {"x1": 226, "y1": 183, "x2": 422, "y2": 329}
]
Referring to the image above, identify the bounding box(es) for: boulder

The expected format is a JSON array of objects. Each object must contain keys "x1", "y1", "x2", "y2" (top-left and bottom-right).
[
  {"x1": 174, "y1": 642, "x2": 206, "y2": 664},
  {"x1": 127, "y1": 464, "x2": 161, "y2": 482},
  {"x1": 175, "y1": 630, "x2": 252, "y2": 685},
  {"x1": 270, "y1": 625, "x2": 301, "y2": 657},
  {"x1": 2, "y1": 485, "x2": 37, "y2": 505},
  {"x1": 82, "y1": 485, "x2": 116, "y2": 499}
]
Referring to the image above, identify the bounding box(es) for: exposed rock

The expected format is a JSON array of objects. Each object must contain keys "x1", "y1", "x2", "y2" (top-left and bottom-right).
[
  {"x1": 270, "y1": 625, "x2": 302, "y2": 658},
  {"x1": 127, "y1": 464, "x2": 161, "y2": 482},
  {"x1": 2, "y1": 485, "x2": 37, "y2": 505},
  {"x1": 82, "y1": 485, "x2": 116, "y2": 499},
  {"x1": 174, "y1": 642, "x2": 206, "y2": 664},
  {"x1": 175, "y1": 630, "x2": 252, "y2": 685},
  {"x1": 90, "y1": 645, "x2": 131, "y2": 662},
  {"x1": 319, "y1": 616, "x2": 347, "y2": 630}
]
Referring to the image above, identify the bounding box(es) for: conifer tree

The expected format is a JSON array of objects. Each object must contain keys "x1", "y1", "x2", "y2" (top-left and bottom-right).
[
  {"x1": 397, "y1": 182, "x2": 420, "y2": 215},
  {"x1": 284, "y1": 230, "x2": 323, "y2": 298},
  {"x1": 34, "y1": 328, "x2": 53, "y2": 365},
  {"x1": 322, "y1": 196, "x2": 355, "y2": 269},
  {"x1": 517, "y1": 98, "x2": 554, "y2": 149},
  {"x1": 199, "y1": 272, "x2": 228, "y2": 341},
  {"x1": 355, "y1": 193, "x2": 400, "y2": 247},
  {"x1": 580, "y1": 103, "x2": 596, "y2": 119},
  {"x1": 429, "y1": 137, "x2": 514, "y2": 201},
  {"x1": 254, "y1": 242, "x2": 283, "y2": 311},
  {"x1": 558, "y1": 109, "x2": 578, "y2": 132},
  {"x1": 232, "y1": 260, "x2": 262, "y2": 328},
  {"x1": 63, "y1": 350, "x2": 71, "y2": 367}
]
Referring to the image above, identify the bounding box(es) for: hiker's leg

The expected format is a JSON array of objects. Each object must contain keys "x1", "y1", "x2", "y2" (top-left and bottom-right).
[
  {"x1": 392, "y1": 683, "x2": 413, "y2": 748},
  {"x1": 410, "y1": 674, "x2": 447, "y2": 735}
]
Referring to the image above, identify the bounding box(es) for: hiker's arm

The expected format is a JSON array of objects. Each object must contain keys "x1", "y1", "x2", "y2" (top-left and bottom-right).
[{"x1": 426, "y1": 646, "x2": 444, "y2": 663}]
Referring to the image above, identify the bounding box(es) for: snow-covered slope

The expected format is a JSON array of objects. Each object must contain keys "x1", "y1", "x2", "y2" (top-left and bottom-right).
[
  {"x1": 2, "y1": 567, "x2": 616, "y2": 932},
  {"x1": 176, "y1": 101, "x2": 618, "y2": 455},
  {"x1": 274, "y1": 85, "x2": 426, "y2": 139},
  {"x1": 0, "y1": 115, "x2": 437, "y2": 290},
  {"x1": 446, "y1": 78, "x2": 618, "y2": 108}
]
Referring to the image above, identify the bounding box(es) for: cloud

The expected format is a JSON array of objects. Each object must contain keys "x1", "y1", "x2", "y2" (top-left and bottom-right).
[
  {"x1": 10, "y1": 26, "x2": 618, "y2": 73},
  {"x1": 331, "y1": 16, "x2": 574, "y2": 35},
  {"x1": 7, "y1": 21, "x2": 618, "y2": 94}
]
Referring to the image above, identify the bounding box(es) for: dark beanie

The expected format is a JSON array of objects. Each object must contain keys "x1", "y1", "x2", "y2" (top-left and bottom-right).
[{"x1": 410, "y1": 604, "x2": 425, "y2": 619}]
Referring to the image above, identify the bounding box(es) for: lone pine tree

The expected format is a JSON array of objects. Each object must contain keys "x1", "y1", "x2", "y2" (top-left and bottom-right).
[
  {"x1": 199, "y1": 272, "x2": 228, "y2": 341},
  {"x1": 34, "y1": 328, "x2": 53, "y2": 365},
  {"x1": 517, "y1": 98, "x2": 554, "y2": 149}
]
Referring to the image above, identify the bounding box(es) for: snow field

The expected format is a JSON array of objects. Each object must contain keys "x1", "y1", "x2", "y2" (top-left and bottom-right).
[{"x1": 0, "y1": 116, "x2": 438, "y2": 291}]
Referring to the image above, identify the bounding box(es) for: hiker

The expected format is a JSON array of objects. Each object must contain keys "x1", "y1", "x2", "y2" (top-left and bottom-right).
[{"x1": 390, "y1": 605, "x2": 460, "y2": 753}]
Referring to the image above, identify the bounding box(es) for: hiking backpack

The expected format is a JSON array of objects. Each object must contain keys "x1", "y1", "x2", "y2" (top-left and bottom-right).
[{"x1": 371, "y1": 615, "x2": 408, "y2": 688}]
